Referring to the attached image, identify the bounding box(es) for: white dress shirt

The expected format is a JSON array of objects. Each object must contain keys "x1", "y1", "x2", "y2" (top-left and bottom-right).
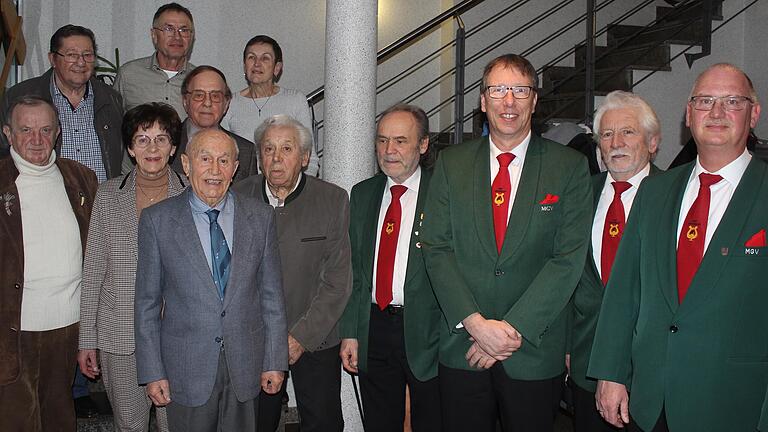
[
  {"x1": 676, "y1": 149, "x2": 751, "y2": 252},
  {"x1": 591, "y1": 164, "x2": 651, "y2": 278},
  {"x1": 371, "y1": 167, "x2": 421, "y2": 307},
  {"x1": 489, "y1": 132, "x2": 531, "y2": 223}
]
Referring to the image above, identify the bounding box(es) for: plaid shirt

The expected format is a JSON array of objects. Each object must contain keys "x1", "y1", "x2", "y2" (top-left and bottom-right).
[{"x1": 51, "y1": 77, "x2": 107, "y2": 182}]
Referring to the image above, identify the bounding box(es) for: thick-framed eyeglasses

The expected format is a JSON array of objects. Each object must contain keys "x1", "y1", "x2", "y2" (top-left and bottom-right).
[
  {"x1": 186, "y1": 90, "x2": 226, "y2": 103},
  {"x1": 153, "y1": 25, "x2": 194, "y2": 38},
  {"x1": 53, "y1": 51, "x2": 96, "y2": 63},
  {"x1": 689, "y1": 95, "x2": 754, "y2": 111},
  {"x1": 485, "y1": 85, "x2": 535, "y2": 100},
  {"x1": 133, "y1": 134, "x2": 172, "y2": 148}
]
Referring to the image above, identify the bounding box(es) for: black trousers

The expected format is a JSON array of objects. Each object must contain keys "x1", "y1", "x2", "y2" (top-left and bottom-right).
[
  {"x1": 257, "y1": 344, "x2": 343, "y2": 432},
  {"x1": 628, "y1": 410, "x2": 670, "y2": 432},
  {"x1": 571, "y1": 382, "x2": 619, "y2": 432},
  {"x1": 358, "y1": 304, "x2": 441, "y2": 432},
  {"x1": 439, "y1": 362, "x2": 564, "y2": 432}
]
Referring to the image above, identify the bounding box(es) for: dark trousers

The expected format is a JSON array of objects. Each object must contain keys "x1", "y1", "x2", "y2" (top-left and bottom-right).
[
  {"x1": 628, "y1": 410, "x2": 670, "y2": 432},
  {"x1": 0, "y1": 323, "x2": 79, "y2": 432},
  {"x1": 571, "y1": 382, "x2": 618, "y2": 432},
  {"x1": 257, "y1": 344, "x2": 343, "y2": 432},
  {"x1": 166, "y1": 350, "x2": 258, "y2": 432},
  {"x1": 439, "y1": 362, "x2": 564, "y2": 432},
  {"x1": 358, "y1": 304, "x2": 441, "y2": 432}
]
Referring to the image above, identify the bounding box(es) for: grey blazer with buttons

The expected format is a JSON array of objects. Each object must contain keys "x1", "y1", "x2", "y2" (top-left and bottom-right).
[
  {"x1": 134, "y1": 188, "x2": 288, "y2": 407},
  {"x1": 232, "y1": 174, "x2": 352, "y2": 352}
]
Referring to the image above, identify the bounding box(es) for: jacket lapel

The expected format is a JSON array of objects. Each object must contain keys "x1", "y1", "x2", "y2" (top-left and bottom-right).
[
  {"x1": 116, "y1": 171, "x2": 140, "y2": 261},
  {"x1": 677, "y1": 158, "x2": 767, "y2": 317},
  {"x1": 362, "y1": 176, "x2": 387, "y2": 291},
  {"x1": 657, "y1": 164, "x2": 695, "y2": 313},
  {"x1": 223, "y1": 193, "x2": 252, "y2": 308},
  {"x1": 498, "y1": 136, "x2": 541, "y2": 262},
  {"x1": 172, "y1": 189, "x2": 219, "y2": 297},
  {"x1": 404, "y1": 170, "x2": 431, "y2": 286},
  {"x1": 588, "y1": 172, "x2": 608, "y2": 283},
  {"x1": 472, "y1": 138, "x2": 498, "y2": 261}
]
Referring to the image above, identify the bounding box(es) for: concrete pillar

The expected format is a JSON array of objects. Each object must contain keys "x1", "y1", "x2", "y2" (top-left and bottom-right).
[
  {"x1": 323, "y1": 0, "x2": 378, "y2": 192},
  {"x1": 323, "y1": 2, "x2": 378, "y2": 430}
]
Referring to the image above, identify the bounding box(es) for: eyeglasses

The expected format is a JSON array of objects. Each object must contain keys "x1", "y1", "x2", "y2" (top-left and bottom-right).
[
  {"x1": 53, "y1": 51, "x2": 96, "y2": 63},
  {"x1": 186, "y1": 90, "x2": 226, "y2": 103},
  {"x1": 153, "y1": 25, "x2": 194, "y2": 38},
  {"x1": 485, "y1": 85, "x2": 535, "y2": 100},
  {"x1": 133, "y1": 134, "x2": 172, "y2": 148},
  {"x1": 689, "y1": 95, "x2": 754, "y2": 111}
]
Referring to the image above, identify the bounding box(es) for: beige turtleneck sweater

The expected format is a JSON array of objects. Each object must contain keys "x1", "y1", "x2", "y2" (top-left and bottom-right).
[{"x1": 11, "y1": 148, "x2": 82, "y2": 331}]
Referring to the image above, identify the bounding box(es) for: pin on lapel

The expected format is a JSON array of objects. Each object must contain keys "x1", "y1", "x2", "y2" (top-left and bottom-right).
[
  {"x1": 79, "y1": 192, "x2": 85, "y2": 206},
  {"x1": 721, "y1": 247, "x2": 729, "y2": 256},
  {"x1": 2, "y1": 192, "x2": 15, "y2": 216}
]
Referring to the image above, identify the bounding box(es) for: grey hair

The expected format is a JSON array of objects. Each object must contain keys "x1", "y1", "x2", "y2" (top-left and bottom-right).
[
  {"x1": 593, "y1": 90, "x2": 661, "y2": 146},
  {"x1": 254, "y1": 114, "x2": 312, "y2": 156}
]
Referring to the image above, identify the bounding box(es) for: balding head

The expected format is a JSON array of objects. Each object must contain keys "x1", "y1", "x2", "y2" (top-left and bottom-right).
[{"x1": 182, "y1": 129, "x2": 240, "y2": 207}]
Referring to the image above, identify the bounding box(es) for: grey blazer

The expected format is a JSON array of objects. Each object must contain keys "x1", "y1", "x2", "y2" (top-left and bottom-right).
[
  {"x1": 134, "y1": 188, "x2": 288, "y2": 407},
  {"x1": 232, "y1": 174, "x2": 352, "y2": 351},
  {"x1": 79, "y1": 169, "x2": 186, "y2": 355}
]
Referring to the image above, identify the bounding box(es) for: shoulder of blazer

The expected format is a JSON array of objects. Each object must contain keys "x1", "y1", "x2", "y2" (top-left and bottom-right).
[
  {"x1": 91, "y1": 78, "x2": 123, "y2": 111},
  {"x1": 351, "y1": 173, "x2": 387, "y2": 199},
  {"x1": 305, "y1": 175, "x2": 348, "y2": 200}
]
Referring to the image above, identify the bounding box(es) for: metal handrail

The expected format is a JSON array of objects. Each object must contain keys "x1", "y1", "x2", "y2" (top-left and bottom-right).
[{"x1": 305, "y1": 0, "x2": 483, "y2": 106}]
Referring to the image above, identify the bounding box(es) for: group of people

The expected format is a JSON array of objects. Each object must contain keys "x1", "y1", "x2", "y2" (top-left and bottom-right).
[{"x1": 0, "y1": 3, "x2": 765, "y2": 432}]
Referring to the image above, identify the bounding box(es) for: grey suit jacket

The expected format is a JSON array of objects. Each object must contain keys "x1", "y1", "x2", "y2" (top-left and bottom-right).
[
  {"x1": 79, "y1": 169, "x2": 186, "y2": 355},
  {"x1": 134, "y1": 188, "x2": 288, "y2": 407},
  {"x1": 232, "y1": 174, "x2": 352, "y2": 351}
]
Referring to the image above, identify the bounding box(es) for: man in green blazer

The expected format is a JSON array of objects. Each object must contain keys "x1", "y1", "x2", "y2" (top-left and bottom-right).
[
  {"x1": 420, "y1": 54, "x2": 592, "y2": 431},
  {"x1": 339, "y1": 104, "x2": 443, "y2": 431},
  {"x1": 589, "y1": 64, "x2": 766, "y2": 432},
  {"x1": 568, "y1": 90, "x2": 661, "y2": 432}
]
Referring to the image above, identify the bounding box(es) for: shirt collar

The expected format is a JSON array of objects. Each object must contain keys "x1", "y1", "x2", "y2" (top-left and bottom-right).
[
  {"x1": 151, "y1": 52, "x2": 189, "y2": 73},
  {"x1": 188, "y1": 187, "x2": 231, "y2": 214},
  {"x1": 693, "y1": 147, "x2": 751, "y2": 187},
  {"x1": 386, "y1": 165, "x2": 421, "y2": 193},
  {"x1": 264, "y1": 173, "x2": 305, "y2": 207},
  {"x1": 606, "y1": 163, "x2": 651, "y2": 190},
  {"x1": 50, "y1": 72, "x2": 91, "y2": 100},
  {"x1": 489, "y1": 131, "x2": 531, "y2": 163}
]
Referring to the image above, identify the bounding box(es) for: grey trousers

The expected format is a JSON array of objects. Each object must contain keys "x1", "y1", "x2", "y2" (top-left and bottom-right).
[{"x1": 165, "y1": 350, "x2": 258, "y2": 432}]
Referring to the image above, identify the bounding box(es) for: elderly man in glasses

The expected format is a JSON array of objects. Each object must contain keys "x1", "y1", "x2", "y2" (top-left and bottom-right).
[
  {"x1": 114, "y1": 3, "x2": 196, "y2": 118},
  {"x1": 0, "y1": 24, "x2": 124, "y2": 183},
  {"x1": 589, "y1": 63, "x2": 767, "y2": 432},
  {"x1": 420, "y1": 53, "x2": 592, "y2": 431},
  {"x1": 169, "y1": 65, "x2": 257, "y2": 182}
]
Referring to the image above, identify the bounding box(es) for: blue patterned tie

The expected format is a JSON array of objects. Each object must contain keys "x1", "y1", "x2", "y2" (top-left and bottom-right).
[{"x1": 206, "y1": 209, "x2": 231, "y2": 300}]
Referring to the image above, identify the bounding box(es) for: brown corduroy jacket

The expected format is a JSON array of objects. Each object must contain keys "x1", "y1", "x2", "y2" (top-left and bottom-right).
[{"x1": 0, "y1": 156, "x2": 98, "y2": 385}]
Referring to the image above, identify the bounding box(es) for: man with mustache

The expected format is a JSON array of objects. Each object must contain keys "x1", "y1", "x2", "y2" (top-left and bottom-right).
[
  {"x1": 420, "y1": 53, "x2": 592, "y2": 431},
  {"x1": 567, "y1": 90, "x2": 661, "y2": 432},
  {"x1": 589, "y1": 63, "x2": 766, "y2": 432}
]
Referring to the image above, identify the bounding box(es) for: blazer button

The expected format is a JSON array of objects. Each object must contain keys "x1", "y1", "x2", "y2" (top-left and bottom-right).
[
  {"x1": 215, "y1": 336, "x2": 222, "y2": 343},
  {"x1": 14, "y1": 283, "x2": 20, "y2": 289},
  {"x1": 220, "y1": 311, "x2": 226, "y2": 317},
  {"x1": 494, "y1": 269, "x2": 504, "y2": 276},
  {"x1": 669, "y1": 325, "x2": 678, "y2": 333}
]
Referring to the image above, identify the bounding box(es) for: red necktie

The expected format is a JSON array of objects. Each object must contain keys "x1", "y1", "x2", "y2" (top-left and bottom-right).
[
  {"x1": 376, "y1": 185, "x2": 408, "y2": 310},
  {"x1": 676, "y1": 173, "x2": 723, "y2": 303},
  {"x1": 492, "y1": 153, "x2": 516, "y2": 254},
  {"x1": 600, "y1": 181, "x2": 632, "y2": 286}
]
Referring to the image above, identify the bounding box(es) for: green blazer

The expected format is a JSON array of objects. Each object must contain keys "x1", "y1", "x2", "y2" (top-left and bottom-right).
[
  {"x1": 569, "y1": 165, "x2": 661, "y2": 392},
  {"x1": 588, "y1": 158, "x2": 768, "y2": 431},
  {"x1": 421, "y1": 136, "x2": 592, "y2": 379},
  {"x1": 338, "y1": 170, "x2": 443, "y2": 381}
]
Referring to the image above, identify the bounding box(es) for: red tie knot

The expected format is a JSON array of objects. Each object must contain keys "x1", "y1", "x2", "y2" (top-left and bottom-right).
[
  {"x1": 612, "y1": 181, "x2": 632, "y2": 196},
  {"x1": 390, "y1": 185, "x2": 407, "y2": 200},
  {"x1": 698, "y1": 173, "x2": 723, "y2": 189},
  {"x1": 497, "y1": 153, "x2": 515, "y2": 168}
]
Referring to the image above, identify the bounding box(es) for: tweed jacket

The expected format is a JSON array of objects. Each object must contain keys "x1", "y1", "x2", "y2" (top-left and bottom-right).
[
  {"x1": 233, "y1": 174, "x2": 352, "y2": 351},
  {"x1": 79, "y1": 169, "x2": 187, "y2": 355},
  {"x1": 134, "y1": 189, "x2": 288, "y2": 406},
  {"x1": 0, "y1": 156, "x2": 98, "y2": 385},
  {"x1": 170, "y1": 119, "x2": 258, "y2": 184},
  {"x1": 0, "y1": 69, "x2": 125, "y2": 179}
]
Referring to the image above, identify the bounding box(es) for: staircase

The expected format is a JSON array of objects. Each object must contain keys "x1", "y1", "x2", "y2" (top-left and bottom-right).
[{"x1": 537, "y1": 0, "x2": 723, "y2": 124}]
